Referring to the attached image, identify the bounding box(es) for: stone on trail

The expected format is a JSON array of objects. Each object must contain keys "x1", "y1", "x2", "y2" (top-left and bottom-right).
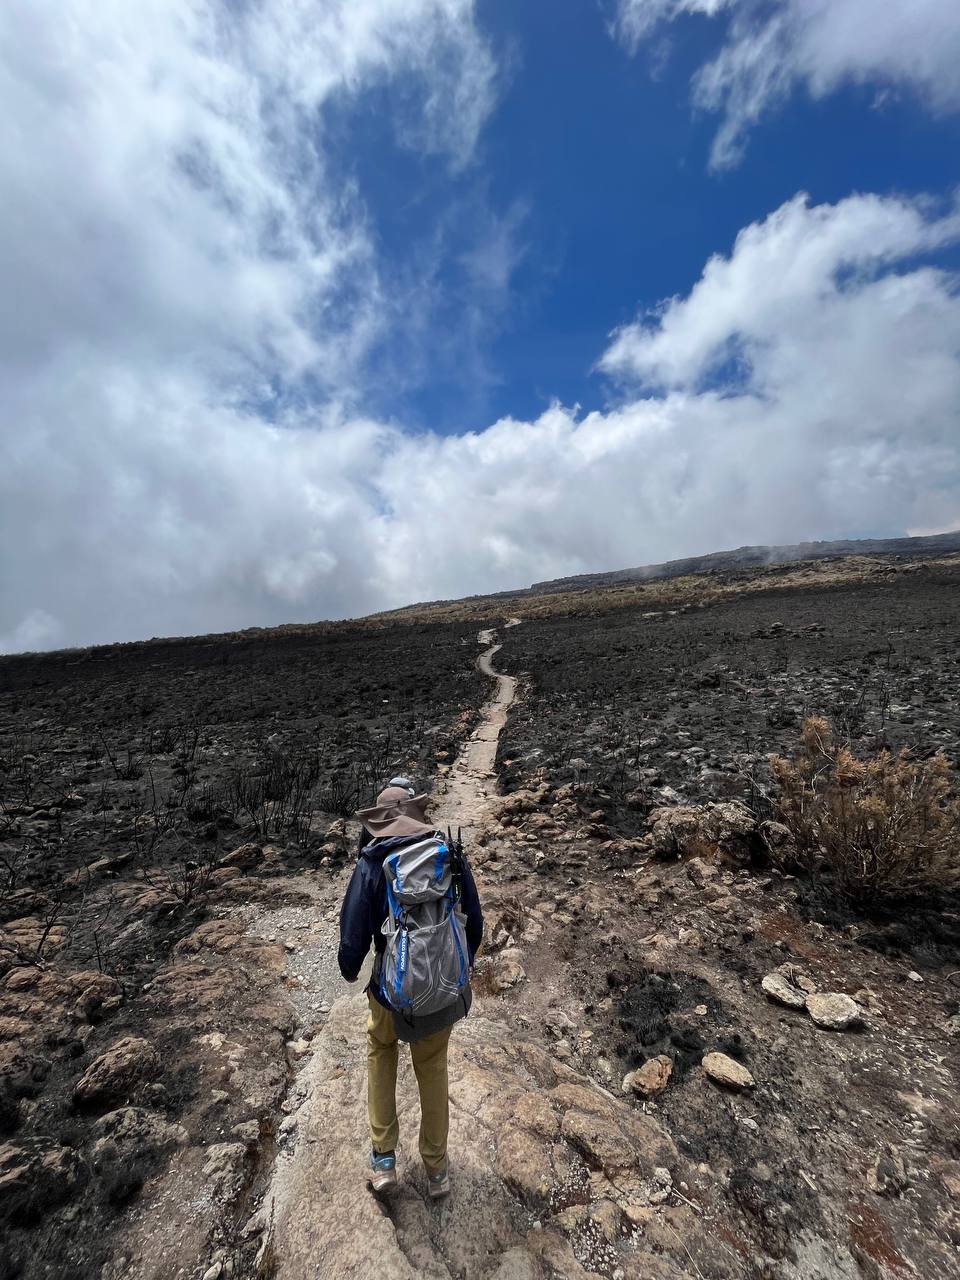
[
  {"x1": 486, "y1": 949, "x2": 526, "y2": 992},
  {"x1": 805, "y1": 992, "x2": 861, "y2": 1030},
  {"x1": 701, "y1": 1052, "x2": 755, "y2": 1090},
  {"x1": 623, "y1": 1055, "x2": 672, "y2": 1098},
  {"x1": 761, "y1": 967, "x2": 813, "y2": 1010}
]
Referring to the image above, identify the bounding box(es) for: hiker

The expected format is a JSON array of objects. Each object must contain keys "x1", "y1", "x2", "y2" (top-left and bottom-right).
[{"x1": 337, "y1": 777, "x2": 483, "y2": 1199}]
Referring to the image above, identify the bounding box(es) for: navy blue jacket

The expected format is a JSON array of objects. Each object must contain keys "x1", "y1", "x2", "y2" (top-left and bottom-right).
[{"x1": 337, "y1": 832, "x2": 484, "y2": 1010}]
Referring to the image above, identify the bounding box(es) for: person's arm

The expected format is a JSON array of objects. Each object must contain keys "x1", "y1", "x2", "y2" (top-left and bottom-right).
[
  {"x1": 459, "y1": 856, "x2": 484, "y2": 963},
  {"x1": 337, "y1": 862, "x2": 373, "y2": 982}
]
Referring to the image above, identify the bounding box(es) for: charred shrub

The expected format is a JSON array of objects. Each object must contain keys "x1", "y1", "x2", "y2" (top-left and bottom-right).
[
  {"x1": 614, "y1": 968, "x2": 720, "y2": 1075},
  {"x1": 770, "y1": 716, "x2": 960, "y2": 904}
]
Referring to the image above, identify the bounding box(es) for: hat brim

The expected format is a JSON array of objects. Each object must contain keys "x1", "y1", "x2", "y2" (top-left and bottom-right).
[{"x1": 355, "y1": 793, "x2": 435, "y2": 838}]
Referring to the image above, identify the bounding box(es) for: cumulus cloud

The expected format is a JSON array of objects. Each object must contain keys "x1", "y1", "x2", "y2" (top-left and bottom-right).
[
  {"x1": 595, "y1": 191, "x2": 960, "y2": 537},
  {"x1": 9, "y1": 185, "x2": 960, "y2": 653},
  {"x1": 0, "y1": 0, "x2": 499, "y2": 650},
  {"x1": 385, "y1": 193, "x2": 960, "y2": 596},
  {"x1": 0, "y1": 0, "x2": 496, "y2": 401},
  {"x1": 600, "y1": 191, "x2": 960, "y2": 389},
  {"x1": 615, "y1": 0, "x2": 960, "y2": 168},
  {"x1": 2, "y1": 6, "x2": 960, "y2": 654}
]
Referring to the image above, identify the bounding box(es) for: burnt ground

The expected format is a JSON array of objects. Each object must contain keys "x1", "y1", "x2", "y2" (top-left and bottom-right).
[
  {"x1": 471, "y1": 563, "x2": 960, "y2": 1276},
  {"x1": 0, "y1": 620, "x2": 486, "y2": 1279},
  {"x1": 496, "y1": 564, "x2": 960, "y2": 843},
  {"x1": 1, "y1": 563, "x2": 959, "y2": 1279}
]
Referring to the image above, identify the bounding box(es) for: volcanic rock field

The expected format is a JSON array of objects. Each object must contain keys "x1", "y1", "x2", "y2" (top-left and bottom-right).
[{"x1": 1, "y1": 555, "x2": 959, "y2": 1279}]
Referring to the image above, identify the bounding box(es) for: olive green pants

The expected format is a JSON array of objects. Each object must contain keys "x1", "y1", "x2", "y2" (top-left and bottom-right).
[{"x1": 366, "y1": 992, "x2": 452, "y2": 1173}]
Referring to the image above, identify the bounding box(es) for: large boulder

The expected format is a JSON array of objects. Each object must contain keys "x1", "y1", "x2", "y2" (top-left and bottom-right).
[
  {"x1": 0, "y1": 1137, "x2": 83, "y2": 1224},
  {"x1": 89, "y1": 1107, "x2": 189, "y2": 1202},
  {"x1": 72, "y1": 1036, "x2": 161, "y2": 1109},
  {"x1": 705, "y1": 801, "x2": 758, "y2": 853},
  {"x1": 218, "y1": 843, "x2": 262, "y2": 870},
  {"x1": 648, "y1": 806, "x2": 703, "y2": 858},
  {"x1": 648, "y1": 801, "x2": 758, "y2": 860}
]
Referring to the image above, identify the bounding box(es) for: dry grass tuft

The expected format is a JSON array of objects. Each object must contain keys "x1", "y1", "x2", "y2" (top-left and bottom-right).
[{"x1": 770, "y1": 716, "x2": 960, "y2": 903}]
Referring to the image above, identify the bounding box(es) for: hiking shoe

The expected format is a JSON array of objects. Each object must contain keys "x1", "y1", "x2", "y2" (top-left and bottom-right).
[
  {"x1": 427, "y1": 1166, "x2": 450, "y2": 1199},
  {"x1": 368, "y1": 1150, "x2": 397, "y2": 1193}
]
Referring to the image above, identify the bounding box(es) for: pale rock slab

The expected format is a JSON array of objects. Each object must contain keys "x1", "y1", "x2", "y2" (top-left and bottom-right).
[
  {"x1": 805, "y1": 992, "x2": 861, "y2": 1030},
  {"x1": 702, "y1": 1052, "x2": 755, "y2": 1090}
]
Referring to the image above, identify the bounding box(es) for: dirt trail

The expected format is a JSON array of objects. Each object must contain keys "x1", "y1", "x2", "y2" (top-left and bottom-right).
[
  {"x1": 250, "y1": 625, "x2": 526, "y2": 1278},
  {"x1": 243, "y1": 625, "x2": 518, "y2": 1034},
  {"x1": 432, "y1": 629, "x2": 517, "y2": 840}
]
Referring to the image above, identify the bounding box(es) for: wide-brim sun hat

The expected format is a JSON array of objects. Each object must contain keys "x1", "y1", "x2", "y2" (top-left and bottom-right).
[{"x1": 356, "y1": 785, "x2": 436, "y2": 838}]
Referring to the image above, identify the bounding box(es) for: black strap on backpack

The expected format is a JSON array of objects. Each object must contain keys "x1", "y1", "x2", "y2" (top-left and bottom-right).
[{"x1": 446, "y1": 825, "x2": 465, "y2": 903}]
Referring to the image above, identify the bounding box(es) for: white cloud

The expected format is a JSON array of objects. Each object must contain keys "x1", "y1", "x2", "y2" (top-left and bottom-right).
[
  {"x1": 8, "y1": 189, "x2": 958, "y2": 652},
  {"x1": 0, "y1": 0, "x2": 497, "y2": 399},
  {"x1": 593, "y1": 193, "x2": 960, "y2": 548},
  {"x1": 0, "y1": 610, "x2": 62, "y2": 657},
  {"x1": 615, "y1": 0, "x2": 960, "y2": 167},
  {"x1": 2, "y1": 7, "x2": 959, "y2": 654},
  {"x1": 0, "y1": 0, "x2": 501, "y2": 650},
  {"x1": 600, "y1": 191, "x2": 960, "y2": 388},
  {"x1": 615, "y1": 0, "x2": 734, "y2": 50}
]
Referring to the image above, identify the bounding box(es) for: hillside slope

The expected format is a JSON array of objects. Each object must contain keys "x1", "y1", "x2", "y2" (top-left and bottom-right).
[
  {"x1": 526, "y1": 530, "x2": 960, "y2": 596},
  {"x1": 1, "y1": 560, "x2": 959, "y2": 1278}
]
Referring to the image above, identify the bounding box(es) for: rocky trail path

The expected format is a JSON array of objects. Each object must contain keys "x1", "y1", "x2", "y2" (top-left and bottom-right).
[
  {"x1": 431, "y1": 622, "x2": 518, "y2": 842},
  {"x1": 245, "y1": 620, "x2": 596, "y2": 1279},
  {"x1": 242, "y1": 622, "x2": 520, "y2": 1074},
  {"x1": 238, "y1": 621, "x2": 763, "y2": 1280},
  {"x1": 237, "y1": 614, "x2": 800, "y2": 1280},
  {"x1": 230, "y1": 612, "x2": 927, "y2": 1280}
]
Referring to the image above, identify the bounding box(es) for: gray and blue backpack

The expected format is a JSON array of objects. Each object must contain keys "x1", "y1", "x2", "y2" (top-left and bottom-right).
[{"x1": 377, "y1": 827, "x2": 472, "y2": 1041}]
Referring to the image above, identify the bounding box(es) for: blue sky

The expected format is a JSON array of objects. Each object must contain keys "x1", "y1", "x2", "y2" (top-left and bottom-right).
[
  {"x1": 331, "y1": 0, "x2": 960, "y2": 432},
  {"x1": 2, "y1": 0, "x2": 960, "y2": 651}
]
